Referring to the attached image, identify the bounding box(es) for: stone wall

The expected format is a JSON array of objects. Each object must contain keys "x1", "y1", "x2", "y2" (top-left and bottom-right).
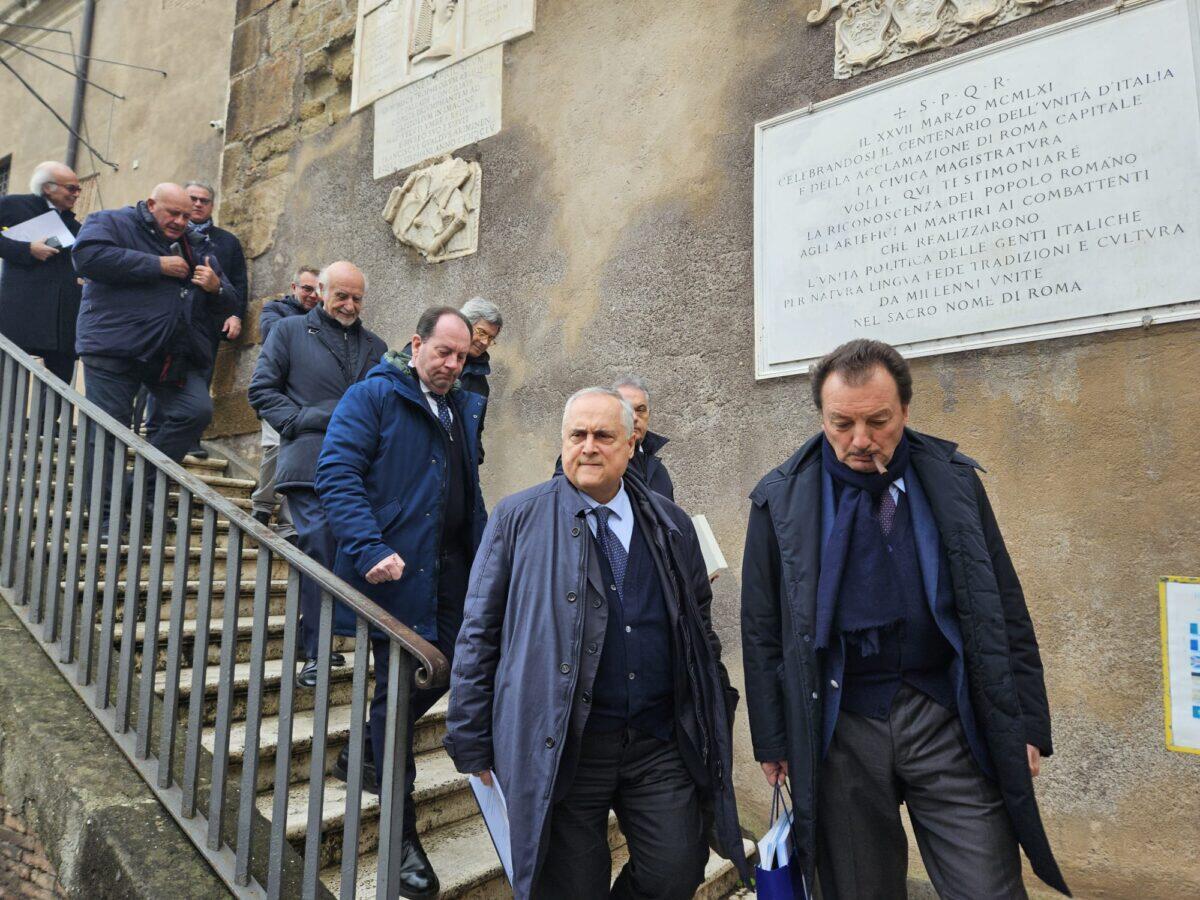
[
  {"x1": 0, "y1": 794, "x2": 65, "y2": 900},
  {"x1": 215, "y1": 1, "x2": 1200, "y2": 894}
]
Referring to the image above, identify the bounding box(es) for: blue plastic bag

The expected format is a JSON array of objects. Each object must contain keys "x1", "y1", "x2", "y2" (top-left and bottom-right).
[{"x1": 754, "y1": 782, "x2": 809, "y2": 900}]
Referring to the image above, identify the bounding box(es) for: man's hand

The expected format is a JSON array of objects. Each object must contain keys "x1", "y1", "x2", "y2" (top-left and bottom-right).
[
  {"x1": 222, "y1": 315, "x2": 242, "y2": 339},
  {"x1": 709, "y1": 572, "x2": 720, "y2": 584},
  {"x1": 160, "y1": 255, "x2": 190, "y2": 278},
  {"x1": 474, "y1": 770, "x2": 493, "y2": 787},
  {"x1": 365, "y1": 552, "x2": 405, "y2": 584},
  {"x1": 1027, "y1": 744, "x2": 1041, "y2": 777},
  {"x1": 192, "y1": 256, "x2": 220, "y2": 293},
  {"x1": 761, "y1": 760, "x2": 788, "y2": 786},
  {"x1": 30, "y1": 239, "x2": 59, "y2": 262}
]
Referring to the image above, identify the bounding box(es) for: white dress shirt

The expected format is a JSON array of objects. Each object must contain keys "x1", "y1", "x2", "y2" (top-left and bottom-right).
[{"x1": 581, "y1": 482, "x2": 634, "y2": 552}]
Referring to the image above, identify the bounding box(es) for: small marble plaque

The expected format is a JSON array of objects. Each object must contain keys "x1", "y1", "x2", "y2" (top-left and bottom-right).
[{"x1": 373, "y1": 45, "x2": 503, "y2": 179}]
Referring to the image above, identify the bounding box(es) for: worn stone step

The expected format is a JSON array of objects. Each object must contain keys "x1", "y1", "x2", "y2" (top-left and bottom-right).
[
  {"x1": 115, "y1": 613, "x2": 289, "y2": 669},
  {"x1": 79, "y1": 578, "x2": 290, "y2": 619},
  {"x1": 86, "y1": 545, "x2": 291, "y2": 582},
  {"x1": 268, "y1": 747, "x2": 474, "y2": 870},
  {"x1": 157, "y1": 650, "x2": 360, "y2": 726},
  {"x1": 208, "y1": 694, "x2": 448, "y2": 793},
  {"x1": 57, "y1": 447, "x2": 229, "y2": 477}
]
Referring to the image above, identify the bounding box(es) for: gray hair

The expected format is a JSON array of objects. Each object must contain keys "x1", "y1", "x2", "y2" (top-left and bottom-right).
[
  {"x1": 29, "y1": 161, "x2": 61, "y2": 196},
  {"x1": 611, "y1": 374, "x2": 650, "y2": 402},
  {"x1": 459, "y1": 296, "x2": 503, "y2": 329},
  {"x1": 561, "y1": 387, "x2": 635, "y2": 439},
  {"x1": 318, "y1": 262, "x2": 369, "y2": 295},
  {"x1": 184, "y1": 180, "x2": 216, "y2": 201}
]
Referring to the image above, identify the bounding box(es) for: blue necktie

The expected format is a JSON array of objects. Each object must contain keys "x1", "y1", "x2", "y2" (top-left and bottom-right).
[
  {"x1": 434, "y1": 393, "x2": 453, "y2": 438},
  {"x1": 593, "y1": 506, "x2": 628, "y2": 598},
  {"x1": 878, "y1": 488, "x2": 897, "y2": 536}
]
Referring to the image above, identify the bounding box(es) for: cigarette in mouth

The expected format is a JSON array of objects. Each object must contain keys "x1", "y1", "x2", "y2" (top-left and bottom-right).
[{"x1": 873, "y1": 455, "x2": 888, "y2": 475}]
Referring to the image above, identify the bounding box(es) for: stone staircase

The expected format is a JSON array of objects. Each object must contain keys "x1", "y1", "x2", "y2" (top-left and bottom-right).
[{"x1": 115, "y1": 451, "x2": 752, "y2": 898}]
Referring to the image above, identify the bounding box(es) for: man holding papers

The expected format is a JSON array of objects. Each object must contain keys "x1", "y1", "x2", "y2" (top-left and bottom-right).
[
  {"x1": 0, "y1": 161, "x2": 83, "y2": 384},
  {"x1": 445, "y1": 386, "x2": 748, "y2": 899},
  {"x1": 741, "y1": 339, "x2": 1068, "y2": 898}
]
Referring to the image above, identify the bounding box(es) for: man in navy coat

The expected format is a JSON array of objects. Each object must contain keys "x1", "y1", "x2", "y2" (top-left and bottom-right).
[
  {"x1": 316, "y1": 306, "x2": 486, "y2": 899},
  {"x1": 0, "y1": 161, "x2": 83, "y2": 384}
]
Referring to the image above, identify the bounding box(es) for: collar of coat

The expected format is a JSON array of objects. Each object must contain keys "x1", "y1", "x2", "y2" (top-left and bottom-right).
[
  {"x1": 640, "y1": 429, "x2": 669, "y2": 458},
  {"x1": 463, "y1": 350, "x2": 491, "y2": 376},
  {"x1": 555, "y1": 468, "x2": 679, "y2": 536},
  {"x1": 750, "y1": 428, "x2": 983, "y2": 503},
  {"x1": 380, "y1": 347, "x2": 466, "y2": 396}
]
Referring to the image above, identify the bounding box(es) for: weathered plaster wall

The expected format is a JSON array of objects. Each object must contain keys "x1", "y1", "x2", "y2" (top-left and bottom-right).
[
  {"x1": 217, "y1": 1, "x2": 1200, "y2": 894},
  {"x1": 0, "y1": 0, "x2": 235, "y2": 213}
]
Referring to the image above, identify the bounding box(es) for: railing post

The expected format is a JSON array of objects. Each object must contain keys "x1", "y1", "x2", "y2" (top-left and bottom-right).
[
  {"x1": 115, "y1": 455, "x2": 148, "y2": 732},
  {"x1": 43, "y1": 392, "x2": 75, "y2": 643},
  {"x1": 376, "y1": 645, "x2": 412, "y2": 900},
  {"x1": 339, "y1": 618, "x2": 371, "y2": 899},
  {"x1": 0, "y1": 356, "x2": 16, "y2": 581},
  {"x1": 94, "y1": 437, "x2": 127, "y2": 710},
  {"x1": 0, "y1": 364, "x2": 28, "y2": 587},
  {"x1": 135, "y1": 470, "x2": 170, "y2": 757},
  {"x1": 29, "y1": 386, "x2": 58, "y2": 623},
  {"x1": 181, "y1": 505, "x2": 218, "y2": 819},
  {"x1": 156, "y1": 486, "x2": 193, "y2": 787},
  {"x1": 13, "y1": 376, "x2": 44, "y2": 602},
  {"x1": 302, "y1": 593, "x2": 336, "y2": 899},
  {"x1": 207, "y1": 523, "x2": 244, "y2": 850},
  {"x1": 76, "y1": 425, "x2": 108, "y2": 686}
]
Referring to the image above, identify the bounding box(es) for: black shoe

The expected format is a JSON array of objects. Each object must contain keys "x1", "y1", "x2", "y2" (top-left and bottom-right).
[
  {"x1": 295, "y1": 653, "x2": 348, "y2": 688},
  {"x1": 331, "y1": 744, "x2": 379, "y2": 794},
  {"x1": 252, "y1": 510, "x2": 271, "y2": 527},
  {"x1": 396, "y1": 834, "x2": 439, "y2": 899},
  {"x1": 188, "y1": 445, "x2": 209, "y2": 460}
]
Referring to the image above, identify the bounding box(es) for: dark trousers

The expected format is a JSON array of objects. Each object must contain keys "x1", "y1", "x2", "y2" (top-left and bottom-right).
[
  {"x1": 816, "y1": 684, "x2": 1027, "y2": 900},
  {"x1": 533, "y1": 728, "x2": 708, "y2": 900},
  {"x1": 28, "y1": 348, "x2": 76, "y2": 387},
  {"x1": 368, "y1": 547, "x2": 469, "y2": 838},
  {"x1": 282, "y1": 487, "x2": 336, "y2": 661}
]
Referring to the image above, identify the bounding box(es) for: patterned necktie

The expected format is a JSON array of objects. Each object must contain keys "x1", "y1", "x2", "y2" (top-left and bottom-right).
[
  {"x1": 434, "y1": 393, "x2": 454, "y2": 438},
  {"x1": 593, "y1": 506, "x2": 628, "y2": 597},
  {"x1": 878, "y1": 488, "x2": 897, "y2": 536}
]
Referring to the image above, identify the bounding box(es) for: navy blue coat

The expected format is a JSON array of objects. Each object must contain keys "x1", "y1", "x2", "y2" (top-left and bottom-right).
[
  {"x1": 0, "y1": 194, "x2": 82, "y2": 354},
  {"x1": 314, "y1": 354, "x2": 487, "y2": 643},
  {"x1": 740, "y1": 429, "x2": 1067, "y2": 895},
  {"x1": 72, "y1": 202, "x2": 234, "y2": 364},
  {"x1": 631, "y1": 430, "x2": 675, "y2": 502},
  {"x1": 257, "y1": 295, "x2": 307, "y2": 341},
  {"x1": 248, "y1": 307, "x2": 385, "y2": 491},
  {"x1": 202, "y1": 224, "x2": 248, "y2": 319}
]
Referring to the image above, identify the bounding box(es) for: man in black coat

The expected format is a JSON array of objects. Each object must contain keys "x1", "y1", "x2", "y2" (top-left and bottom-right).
[
  {"x1": 741, "y1": 339, "x2": 1068, "y2": 898},
  {"x1": 184, "y1": 180, "x2": 247, "y2": 368},
  {"x1": 612, "y1": 374, "x2": 675, "y2": 501},
  {"x1": 248, "y1": 261, "x2": 386, "y2": 687},
  {"x1": 0, "y1": 161, "x2": 83, "y2": 384},
  {"x1": 458, "y1": 296, "x2": 502, "y2": 464}
]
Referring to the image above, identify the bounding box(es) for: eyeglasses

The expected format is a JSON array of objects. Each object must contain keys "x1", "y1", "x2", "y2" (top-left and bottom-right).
[
  {"x1": 49, "y1": 182, "x2": 82, "y2": 195},
  {"x1": 472, "y1": 326, "x2": 499, "y2": 346},
  {"x1": 296, "y1": 285, "x2": 318, "y2": 294}
]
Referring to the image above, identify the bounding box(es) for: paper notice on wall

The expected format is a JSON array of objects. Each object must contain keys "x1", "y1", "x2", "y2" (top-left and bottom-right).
[
  {"x1": 372, "y1": 45, "x2": 503, "y2": 179},
  {"x1": 692, "y1": 515, "x2": 728, "y2": 578},
  {"x1": 1160, "y1": 577, "x2": 1200, "y2": 754}
]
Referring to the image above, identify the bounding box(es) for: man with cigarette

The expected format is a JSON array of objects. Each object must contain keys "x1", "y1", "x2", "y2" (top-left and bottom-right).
[{"x1": 740, "y1": 339, "x2": 1069, "y2": 897}]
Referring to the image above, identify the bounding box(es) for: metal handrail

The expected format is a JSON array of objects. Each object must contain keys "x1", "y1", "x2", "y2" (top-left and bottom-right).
[{"x1": 0, "y1": 333, "x2": 448, "y2": 899}]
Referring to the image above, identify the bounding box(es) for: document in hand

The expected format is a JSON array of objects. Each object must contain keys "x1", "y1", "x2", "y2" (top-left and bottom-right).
[
  {"x1": 691, "y1": 514, "x2": 728, "y2": 577},
  {"x1": 469, "y1": 771, "x2": 513, "y2": 884},
  {"x1": 2, "y1": 210, "x2": 76, "y2": 248}
]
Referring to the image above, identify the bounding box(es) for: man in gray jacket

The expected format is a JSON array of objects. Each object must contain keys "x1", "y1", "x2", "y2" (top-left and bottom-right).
[
  {"x1": 248, "y1": 261, "x2": 386, "y2": 686},
  {"x1": 445, "y1": 388, "x2": 748, "y2": 899}
]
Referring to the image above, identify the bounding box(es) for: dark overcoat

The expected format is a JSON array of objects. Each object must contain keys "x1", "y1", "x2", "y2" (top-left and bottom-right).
[
  {"x1": 740, "y1": 429, "x2": 1069, "y2": 895},
  {"x1": 444, "y1": 473, "x2": 749, "y2": 899},
  {"x1": 248, "y1": 307, "x2": 385, "y2": 491},
  {"x1": 314, "y1": 354, "x2": 487, "y2": 643},
  {"x1": 632, "y1": 430, "x2": 675, "y2": 501},
  {"x1": 0, "y1": 194, "x2": 82, "y2": 354},
  {"x1": 72, "y1": 202, "x2": 234, "y2": 364}
]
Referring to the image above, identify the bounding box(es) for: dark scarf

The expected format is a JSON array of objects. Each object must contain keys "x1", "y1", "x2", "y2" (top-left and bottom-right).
[{"x1": 814, "y1": 433, "x2": 911, "y2": 657}]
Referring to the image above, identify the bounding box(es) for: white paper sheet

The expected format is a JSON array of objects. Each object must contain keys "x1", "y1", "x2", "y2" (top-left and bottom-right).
[
  {"x1": 469, "y1": 771, "x2": 513, "y2": 883},
  {"x1": 691, "y1": 514, "x2": 728, "y2": 577},
  {"x1": 1, "y1": 210, "x2": 75, "y2": 248}
]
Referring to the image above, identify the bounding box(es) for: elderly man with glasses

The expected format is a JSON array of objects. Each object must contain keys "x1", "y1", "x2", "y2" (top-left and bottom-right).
[
  {"x1": 250, "y1": 265, "x2": 321, "y2": 534},
  {"x1": 0, "y1": 161, "x2": 84, "y2": 384},
  {"x1": 459, "y1": 296, "x2": 503, "y2": 463}
]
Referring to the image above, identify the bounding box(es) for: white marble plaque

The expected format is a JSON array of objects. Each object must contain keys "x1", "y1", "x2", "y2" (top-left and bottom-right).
[
  {"x1": 754, "y1": 0, "x2": 1200, "y2": 379},
  {"x1": 373, "y1": 45, "x2": 503, "y2": 179},
  {"x1": 352, "y1": 0, "x2": 534, "y2": 112}
]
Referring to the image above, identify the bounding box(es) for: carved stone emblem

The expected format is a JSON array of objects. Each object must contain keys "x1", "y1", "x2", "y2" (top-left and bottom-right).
[
  {"x1": 382, "y1": 156, "x2": 481, "y2": 263},
  {"x1": 815, "y1": 0, "x2": 1078, "y2": 78},
  {"x1": 410, "y1": 0, "x2": 463, "y2": 64}
]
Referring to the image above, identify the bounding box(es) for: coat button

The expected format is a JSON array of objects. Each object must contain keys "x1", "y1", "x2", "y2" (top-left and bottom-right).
[
  {"x1": 582, "y1": 692, "x2": 591, "y2": 703},
  {"x1": 811, "y1": 691, "x2": 819, "y2": 700},
  {"x1": 566, "y1": 591, "x2": 577, "y2": 603},
  {"x1": 560, "y1": 663, "x2": 571, "y2": 674},
  {"x1": 592, "y1": 598, "x2": 601, "y2": 608},
  {"x1": 830, "y1": 679, "x2": 839, "y2": 689},
  {"x1": 587, "y1": 642, "x2": 598, "y2": 654},
  {"x1": 571, "y1": 527, "x2": 580, "y2": 537},
  {"x1": 545, "y1": 737, "x2": 556, "y2": 748},
  {"x1": 628, "y1": 672, "x2": 636, "y2": 681},
  {"x1": 430, "y1": 458, "x2": 436, "y2": 465},
  {"x1": 802, "y1": 633, "x2": 811, "y2": 643}
]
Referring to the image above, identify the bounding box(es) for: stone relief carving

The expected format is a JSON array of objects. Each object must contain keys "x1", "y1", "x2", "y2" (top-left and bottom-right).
[
  {"x1": 382, "y1": 156, "x2": 481, "y2": 262},
  {"x1": 410, "y1": 0, "x2": 463, "y2": 64},
  {"x1": 808, "y1": 0, "x2": 1078, "y2": 78}
]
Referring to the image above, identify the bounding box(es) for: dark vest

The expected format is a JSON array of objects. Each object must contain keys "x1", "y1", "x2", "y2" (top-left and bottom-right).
[
  {"x1": 439, "y1": 401, "x2": 473, "y2": 559},
  {"x1": 586, "y1": 518, "x2": 674, "y2": 739},
  {"x1": 840, "y1": 491, "x2": 956, "y2": 720}
]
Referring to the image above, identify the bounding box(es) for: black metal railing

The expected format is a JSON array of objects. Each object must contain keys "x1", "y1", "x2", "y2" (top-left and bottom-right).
[{"x1": 0, "y1": 335, "x2": 447, "y2": 899}]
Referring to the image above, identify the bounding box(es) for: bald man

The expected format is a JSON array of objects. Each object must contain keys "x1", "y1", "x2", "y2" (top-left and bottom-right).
[
  {"x1": 0, "y1": 161, "x2": 84, "y2": 384},
  {"x1": 249, "y1": 261, "x2": 386, "y2": 682},
  {"x1": 73, "y1": 184, "x2": 235, "y2": 514}
]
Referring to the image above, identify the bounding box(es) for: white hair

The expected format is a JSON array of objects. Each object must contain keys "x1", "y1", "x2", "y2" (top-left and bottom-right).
[
  {"x1": 611, "y1": 374, "x2": 651, "y2": 403},
  {"x1": 29, "y1": 161, "x2": 61, "y2": 196},
  {"x1": 561, "y1": 387, "x2": 635, "y2": 439},
  {"x1": 460, "y1": 296, "x2": 503, "y2": 329},
  {"x1": 318, "y1": 262, "x2": 369, "y2": 295},
  {"x1": 184, "y1": 179, "x2": 216, "y2": 201}
]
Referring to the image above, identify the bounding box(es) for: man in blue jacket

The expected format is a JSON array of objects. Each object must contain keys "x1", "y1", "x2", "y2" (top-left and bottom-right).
[
  {"x1": 73, "y1": 182, "x2": 234, "y2": 466},
  {"x1": 316, "y1": 306, "x2": 485, "y2": 899}
]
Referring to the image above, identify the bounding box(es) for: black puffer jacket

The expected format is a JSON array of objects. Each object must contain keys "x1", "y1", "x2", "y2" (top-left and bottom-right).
[{"x1": 740, "y1": 428, "x2": 1068, "y2": 896}]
